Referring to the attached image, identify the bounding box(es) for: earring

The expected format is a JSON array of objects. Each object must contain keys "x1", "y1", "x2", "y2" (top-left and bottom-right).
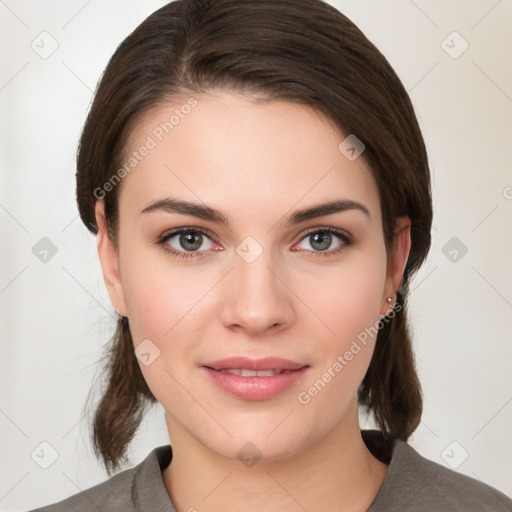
[
  {"x1": 380, "y1": 295, "x2": 395, "y2": 319},
  {"x1": 387, "y1": 295, "x2": 396, "y2": 309}
]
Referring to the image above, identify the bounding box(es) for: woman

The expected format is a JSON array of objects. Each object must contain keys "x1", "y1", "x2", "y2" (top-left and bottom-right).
[{"x1": 31, "y1": 0, "x2": 512, "y2": 510}]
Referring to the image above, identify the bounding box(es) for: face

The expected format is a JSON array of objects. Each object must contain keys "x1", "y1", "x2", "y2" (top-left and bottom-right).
[{"x1": 96, "y1": 90, "x2": 410, "y2": 463}]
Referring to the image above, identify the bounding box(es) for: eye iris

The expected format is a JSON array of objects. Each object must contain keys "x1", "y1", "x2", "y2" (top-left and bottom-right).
[
  {"x1": 180, "y1": 231, "x2": 202, "y2": 251},
  {"x1": 310, "y1": 231, "x2": 331, "y2": 251}
]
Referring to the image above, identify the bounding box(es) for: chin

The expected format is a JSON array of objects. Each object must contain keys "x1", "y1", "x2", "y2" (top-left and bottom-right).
[
  {"x1": 218, "y1": 438, "x2": 304, "y2": 466},
  {"x1": 203, "y1": 419, "x2": 317, "y2": 466}
]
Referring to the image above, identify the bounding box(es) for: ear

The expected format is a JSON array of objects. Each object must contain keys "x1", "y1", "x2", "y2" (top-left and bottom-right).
[
  {"x1": 380, "y1": 215, "x2": 411, "y2": 317},
  {"x1": 95, "y1": 200, "x2": 128, "y2": 317}
]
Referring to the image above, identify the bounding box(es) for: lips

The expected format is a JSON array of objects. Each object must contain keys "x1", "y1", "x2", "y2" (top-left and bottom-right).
[{"x1": 201, "y1": 356, "x2": 309, "y2": 399}]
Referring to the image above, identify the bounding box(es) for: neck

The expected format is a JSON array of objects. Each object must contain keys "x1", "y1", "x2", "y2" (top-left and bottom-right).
[{"x1": 162, "y1": 403, "x2": 389, "y2": 512}]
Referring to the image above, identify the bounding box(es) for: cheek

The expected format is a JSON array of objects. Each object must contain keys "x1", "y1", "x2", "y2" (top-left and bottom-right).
[
  {"x1": 303, "y1": 250, "x2": 386, "y2": 346},
  {"x1": 295, "y1": 249, "x2": 387, "y2": 403},
  {"x1": 118, "y1": 239, "x2": 209, "y2": 342}
]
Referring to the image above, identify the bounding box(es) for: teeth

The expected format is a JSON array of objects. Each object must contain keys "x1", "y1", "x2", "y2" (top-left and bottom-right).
[{"x1": 220, "y1": 368, "x2": 283, "y2": 377}]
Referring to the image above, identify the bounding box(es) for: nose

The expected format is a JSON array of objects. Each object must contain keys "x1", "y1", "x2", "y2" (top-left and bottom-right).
[{"x1": 219, "y1": 246, "x2": 294, "y2": 336}]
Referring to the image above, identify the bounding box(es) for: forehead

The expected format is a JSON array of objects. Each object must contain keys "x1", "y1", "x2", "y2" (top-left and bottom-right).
[{"x1": 118, "y1": 91, "x2": 381, "y2": 225}]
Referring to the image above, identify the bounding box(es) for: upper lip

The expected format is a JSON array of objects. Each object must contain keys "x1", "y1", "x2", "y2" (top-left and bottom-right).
[{"x1": 202, "y1": 356, "x2": 307, "y2": 371}]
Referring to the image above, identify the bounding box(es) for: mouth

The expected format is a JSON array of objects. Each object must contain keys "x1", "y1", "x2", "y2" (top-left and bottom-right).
[
  {"x1": 201, "y1": 356, "x2": 310, "y2": 400},
  {"x1": 202, "y1": 356, "x2": 307, "y2": 372},
  {"x1": 207, "y1": 368, "x2": 295, "y2": 377}
]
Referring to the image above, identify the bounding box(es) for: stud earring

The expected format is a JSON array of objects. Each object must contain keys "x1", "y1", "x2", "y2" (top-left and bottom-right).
[
  {"x1": 380, "y1": 295, "x2": 395, "y2": 319},
  {"x1": 386, "y1": 295, "x2": 396, "y2": 309}
]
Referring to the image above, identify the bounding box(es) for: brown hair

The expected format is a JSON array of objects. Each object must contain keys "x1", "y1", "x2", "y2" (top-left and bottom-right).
[{"x1": 77, "y1": 0, "x2": 432, "y2": 474}]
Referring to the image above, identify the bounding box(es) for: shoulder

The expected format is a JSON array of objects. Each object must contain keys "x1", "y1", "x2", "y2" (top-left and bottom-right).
[
  {"x1": 368, "y1": 434, "x2": 512, "y2": 512},
  {"x1": 405, "y1": 445, "x2": 512, "y2": 511},
  {"x1": 27, "y1": 467, "x2": 135, "y2": 512},
  {"x1": 27, "y1": 446, "x2": 173, "y2": 512}
]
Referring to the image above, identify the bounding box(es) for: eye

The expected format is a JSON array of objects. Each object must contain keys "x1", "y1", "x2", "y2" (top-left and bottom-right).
[
  {"x1": 155, "y1": 226, "x2": 353, "y2": 260},
  {"x1": 156, "y1": 228, "x2": 220, "y2": 260},
  {"x1": 293, "y1": 227, "x2": 353, "y2": 257}
]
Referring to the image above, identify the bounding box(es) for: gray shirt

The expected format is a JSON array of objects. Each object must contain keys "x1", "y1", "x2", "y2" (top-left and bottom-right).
[{"x1": 29, "y1": 429, "x2": 512, "y2": 511}]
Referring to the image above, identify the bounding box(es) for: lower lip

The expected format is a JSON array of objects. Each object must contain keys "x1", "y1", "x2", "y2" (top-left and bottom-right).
[{"x1": 202, "y1": 366, "x2": 309, "y2": 400}]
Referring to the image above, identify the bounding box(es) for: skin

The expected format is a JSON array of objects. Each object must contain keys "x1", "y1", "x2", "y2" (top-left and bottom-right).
[{"x1": 95, "y1": 90, "x2": 411, "y2": 512}]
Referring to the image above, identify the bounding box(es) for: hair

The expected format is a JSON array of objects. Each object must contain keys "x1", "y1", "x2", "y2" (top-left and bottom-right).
[{"x1": 77, "y1": 0, "x2": 432, "y2": 475}]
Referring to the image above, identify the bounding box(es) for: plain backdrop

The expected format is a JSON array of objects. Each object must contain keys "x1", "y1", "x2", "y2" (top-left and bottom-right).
[{"x1": 1, "y1": 0, "x2": 511, "y2": 510}]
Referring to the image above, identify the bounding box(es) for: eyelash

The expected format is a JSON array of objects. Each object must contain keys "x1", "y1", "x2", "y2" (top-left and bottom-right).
[{"x1": 155, "y1": 227, "x2": 353, "y2": 260}]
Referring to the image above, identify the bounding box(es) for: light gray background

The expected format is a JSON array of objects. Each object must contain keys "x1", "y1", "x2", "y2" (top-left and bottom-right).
[{"x1": 1, "y1": 0, "x2": 511, "y2": 510}]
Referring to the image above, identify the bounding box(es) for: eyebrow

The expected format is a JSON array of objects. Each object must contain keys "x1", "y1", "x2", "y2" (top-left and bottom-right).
[{"x1": 140, "y1": 197, "x2": 371, "y2": 226}]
